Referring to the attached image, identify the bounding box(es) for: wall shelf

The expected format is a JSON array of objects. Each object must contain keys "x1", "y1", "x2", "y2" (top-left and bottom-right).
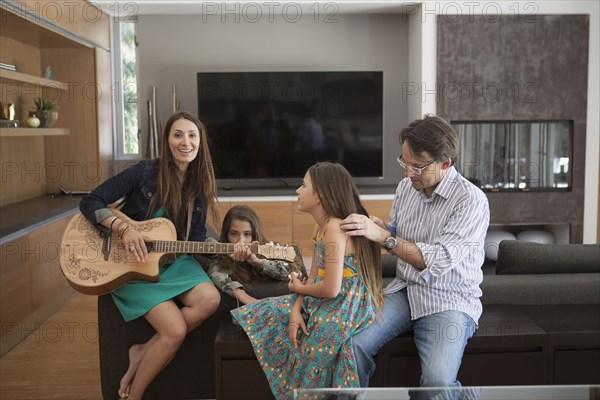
[
  {"x1": 0, "y1": 69, "x2": 68, "y2": 90},
  {"x1": 0, "y1": 127, "x2": 70, "y2": 137}
]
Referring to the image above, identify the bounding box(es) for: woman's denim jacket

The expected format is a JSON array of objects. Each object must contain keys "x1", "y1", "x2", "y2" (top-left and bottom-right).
[{"x1": 79, "y1": 159, "x2": 208, "y2": 241}]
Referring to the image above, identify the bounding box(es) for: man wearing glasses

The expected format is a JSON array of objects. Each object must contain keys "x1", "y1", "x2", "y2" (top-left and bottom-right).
[{"x1": 341, "y1": 115, "x2": 490, "y2": 394}]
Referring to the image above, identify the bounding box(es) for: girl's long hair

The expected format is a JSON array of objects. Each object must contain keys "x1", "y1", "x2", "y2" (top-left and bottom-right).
[
  {"x1": 308, "y1": 162, "x2": 383, "y2": 313},
  {"x1": 216, "y1": 205, "x2": 270, "y2": 287},
  {"x1": 148, "y1": 111, "x2": 218, "y2": 238}
]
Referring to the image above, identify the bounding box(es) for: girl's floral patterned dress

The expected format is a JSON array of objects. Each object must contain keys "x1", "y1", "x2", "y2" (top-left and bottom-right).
[{"x1": 231, "y1": 231, "x2": 375, "y2": 400}]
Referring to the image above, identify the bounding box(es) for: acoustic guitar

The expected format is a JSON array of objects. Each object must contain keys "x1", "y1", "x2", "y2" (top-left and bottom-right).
[{"x1": 59, "y1": 210, "x2": 297, "y2": 295}]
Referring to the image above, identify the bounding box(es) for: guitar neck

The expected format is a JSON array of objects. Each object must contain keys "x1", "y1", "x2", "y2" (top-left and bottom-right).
[{"x1": 149, "y1": 241, "x2": 256, "y2": 255}]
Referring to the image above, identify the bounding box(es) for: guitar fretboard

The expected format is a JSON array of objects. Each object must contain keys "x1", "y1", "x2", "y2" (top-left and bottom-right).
[{"x1": 149, "y1": 241, "x2": 257, "y2": 254}]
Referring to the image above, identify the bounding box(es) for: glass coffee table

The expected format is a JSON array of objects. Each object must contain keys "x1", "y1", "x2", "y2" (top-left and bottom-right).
[{"x1": 293, "y1": 385, "x2": 600, "y2": 400}]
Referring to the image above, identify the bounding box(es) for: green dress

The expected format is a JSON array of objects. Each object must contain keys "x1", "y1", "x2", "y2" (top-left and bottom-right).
[{"x1": 111, "y1": 208, "x2": 211, "y2": 321}]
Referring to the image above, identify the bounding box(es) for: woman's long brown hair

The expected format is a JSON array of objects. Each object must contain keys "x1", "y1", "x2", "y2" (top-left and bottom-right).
[
  {"x1": 148, "y1": 111, "x2": 218, "y2": 238},
  {"x1": 308, "y1": 162, "x2": 383, "y2": 313}
]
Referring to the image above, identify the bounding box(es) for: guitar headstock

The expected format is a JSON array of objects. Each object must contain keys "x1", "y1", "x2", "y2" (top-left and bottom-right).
[{"x1": 256, "y1": 242, "x2": 297, "y2": 262}]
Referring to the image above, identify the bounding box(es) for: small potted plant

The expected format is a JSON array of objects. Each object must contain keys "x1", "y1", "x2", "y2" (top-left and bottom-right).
[{"x1": 33, "y1": 97, "x2": 59, "y2": 128}]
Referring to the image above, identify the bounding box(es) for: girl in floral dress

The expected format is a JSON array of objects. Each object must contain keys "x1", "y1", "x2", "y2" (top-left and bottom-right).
[{"x1": 231, "y1": 162, "x2": 383, "y2": 400}]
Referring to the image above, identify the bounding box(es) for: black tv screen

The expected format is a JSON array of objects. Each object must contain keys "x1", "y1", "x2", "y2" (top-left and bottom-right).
[{"x1": 197, "y1": 71, "x2": 383, "y2": 185}]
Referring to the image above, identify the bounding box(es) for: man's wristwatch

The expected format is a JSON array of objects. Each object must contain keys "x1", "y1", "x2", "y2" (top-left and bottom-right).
[{"x1": 383, "y1": 236, "x2": 398, "y2": 250}]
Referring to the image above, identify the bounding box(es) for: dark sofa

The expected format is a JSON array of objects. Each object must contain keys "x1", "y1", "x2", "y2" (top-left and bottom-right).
[
  {"x1": 373, "y1": 241, "x2": 600, "y2": 388},
  {"x1": 97, "y1": 256, "x2": 295, "y2": 400},
  {"x1": 97, "y1": 241, "x2": 600, "y2": 399}
]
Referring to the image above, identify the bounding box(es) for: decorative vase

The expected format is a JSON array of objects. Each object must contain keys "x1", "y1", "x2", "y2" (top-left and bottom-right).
[
  {"x1": 484, "y1": 229, "x2": 517, "y2": 261},
  {"x1": 26, "y1": 116, "x2": 41, "y2": 128},
  {"x1": 38, "y1": 110, "x2": 59, "y2": 128},
  {"x1": 517, "y1": 229, "x2": 555, "y2": 245}
]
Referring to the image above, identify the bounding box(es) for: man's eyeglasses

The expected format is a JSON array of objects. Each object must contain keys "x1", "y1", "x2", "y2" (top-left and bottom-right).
[{"x1": 396, "y1": 155, "x2": 436, "y2": 175}]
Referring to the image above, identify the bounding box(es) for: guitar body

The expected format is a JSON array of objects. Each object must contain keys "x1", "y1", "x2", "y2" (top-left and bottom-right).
[
  {"x1": 61, "y1": 210, "x2": 297, "y2": 295},
  {"x1": 60, "y1": 211, "x2": 176, "y2": 295}
]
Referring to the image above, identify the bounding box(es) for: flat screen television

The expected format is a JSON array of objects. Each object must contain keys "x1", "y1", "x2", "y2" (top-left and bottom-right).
[{"x1": 197, "y1": 71, "x2": 383, "y2": 187}]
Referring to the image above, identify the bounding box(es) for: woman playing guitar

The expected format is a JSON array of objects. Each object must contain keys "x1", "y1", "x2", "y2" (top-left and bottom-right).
[{"x1": 79, "y1": 111, "x2": 220, "y2": 400}]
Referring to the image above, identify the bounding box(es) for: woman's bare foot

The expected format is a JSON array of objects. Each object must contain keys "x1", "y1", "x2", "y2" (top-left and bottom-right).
[{"x1": 118, "y1": 343, "x2": 145, "y2": 398}]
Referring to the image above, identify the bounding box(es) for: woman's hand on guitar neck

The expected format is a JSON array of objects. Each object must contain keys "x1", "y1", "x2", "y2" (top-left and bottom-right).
[{"x1": 123, "y1": 227, "x2": 150, "y2": 263}]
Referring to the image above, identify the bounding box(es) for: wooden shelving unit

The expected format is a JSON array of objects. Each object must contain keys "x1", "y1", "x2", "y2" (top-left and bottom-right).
[
  {"x1": 0, "y1": 1, "x2": 112, "y2": 205},
  {"x1": 0, "y1": 1, "x2": 112, "y2": 357},
  {"x1": 0, "y1": 70, "x2": 69, "y2": 138},
  {"x1": 0, "y1": 127, "x2": 70, "y2": 137},
  {"x1": 0, "y1": 69, "x2": 68, "y2": 90}
]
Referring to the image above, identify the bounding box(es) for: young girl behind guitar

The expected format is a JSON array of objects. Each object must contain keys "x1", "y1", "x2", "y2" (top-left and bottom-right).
[
  {"x1": 208, "y1": 204, "x2": 305, "y2": 305},
  {"x1": 79, "y1": 111, "x2": 220, "y2": 400}
]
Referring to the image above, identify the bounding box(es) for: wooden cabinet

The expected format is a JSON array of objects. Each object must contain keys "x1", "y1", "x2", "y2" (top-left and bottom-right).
[
  {"x1": 214, "y1": 197, "x2": 393, "y2": 260},
  {"x1": 0, "y1": 212, "x2": 76, "y2": 357},
  {"x1": 0, "y1": 1, "x2": 112, "y2": 207}
]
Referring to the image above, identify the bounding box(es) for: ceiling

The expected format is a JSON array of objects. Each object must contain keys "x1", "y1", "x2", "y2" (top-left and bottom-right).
[{"x1": 94, "y1": 1, "x2": 418, "y2": 16}]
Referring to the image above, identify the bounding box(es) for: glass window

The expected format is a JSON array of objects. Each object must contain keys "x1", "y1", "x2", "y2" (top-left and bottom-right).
[
  {"x1": 452, "y1": 120, "x2": 572, "y2": 191},
  {"x1": 113, "y1": 19, "x2": 139, "y2": 159},
  {"x1": 120, "y1": 21, "x2": 139, "y2": 155}
]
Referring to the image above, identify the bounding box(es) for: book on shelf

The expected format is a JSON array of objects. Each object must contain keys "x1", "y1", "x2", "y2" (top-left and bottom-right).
[
  {"x1": 0, "y1": 62, "x2": 17, "y2": 71},
  {"x1": 0, "y1": 119, "x2": 19, "y2": 128}
]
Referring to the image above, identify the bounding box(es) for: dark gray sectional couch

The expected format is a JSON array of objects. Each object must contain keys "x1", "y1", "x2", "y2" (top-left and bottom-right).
[
  {"x1": 97, "y1": 241, "x2": 600, "y2": 399},
  {"x1": 373, "y1": 241, "x2": 600, "y2": 388}
]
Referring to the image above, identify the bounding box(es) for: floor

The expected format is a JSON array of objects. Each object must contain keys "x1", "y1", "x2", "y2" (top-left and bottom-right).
[
  {"x1": 0, "y1": 260, "x2": 315, "y2": 400},
  {"x1": 0, "y1": 292, "x2": 102, "y2": 400}
]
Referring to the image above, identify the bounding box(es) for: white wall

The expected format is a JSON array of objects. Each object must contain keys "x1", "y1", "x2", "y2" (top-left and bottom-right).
[
  {"x1": 136, "y1": 13, "x2": 410, "y2": 187},
  {"x1": 133, "y1": 1, "x2": 599, "y2": 242},
  {"x1": 407, "y1": 5, "x2": 437, "y2": 120}
]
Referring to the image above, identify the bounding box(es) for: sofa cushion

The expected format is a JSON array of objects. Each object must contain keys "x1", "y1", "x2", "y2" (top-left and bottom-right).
[
  {"x1": 518, "y1": 304, "x2": 600, "y2": 334},
  {"x1": 496, "y1": 241, "x2": 600, "y2": 275},
  {"x1": 245, "y1": 279, "x2": 292, "y2": 299},
  {"x1": 480, "y1": 273, "x2": 600, "y2": 305},
  {"x1": 382, "y1": 254, "x2": 397, "y2": 277}
]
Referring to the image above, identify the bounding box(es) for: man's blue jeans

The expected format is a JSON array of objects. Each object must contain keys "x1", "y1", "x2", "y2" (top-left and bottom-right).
[{"x1": 352, "y1": 288, "x2": 478, "y2": 389}]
